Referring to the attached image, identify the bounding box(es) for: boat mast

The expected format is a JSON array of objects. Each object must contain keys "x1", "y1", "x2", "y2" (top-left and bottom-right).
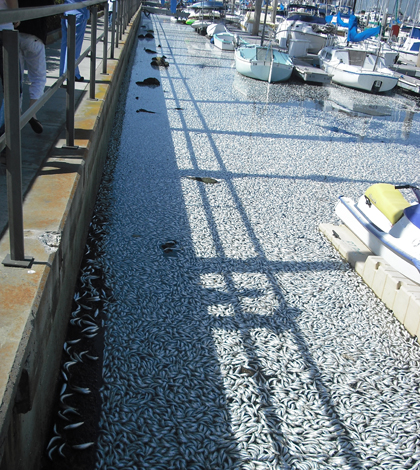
[{"x1": 260, "y1": 0, "x2": 270, "y2": 45}]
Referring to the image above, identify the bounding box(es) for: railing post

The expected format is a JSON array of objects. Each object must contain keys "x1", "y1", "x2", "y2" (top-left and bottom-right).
[
  {"x1": 116, "y1": 0, "x2": 120, "y2": 48},
  {"x1": 65, "y1": 14, "x2": 76, "y2": 148},
  {"x1": 102, "y1": 1, "x2": 108, "y2": 74},
  {"x1": 110, "y1": 0, "x2": 116, "y2": 57},
  {"x1": 2, "y1": 30, "x2": 33, "y2": 268},
  {"x1": 90, "y1": 6, "x2": 98, "y2": 99},
  {"x1": 119, "y1": 0, "x2": 124, "y2": 40}
]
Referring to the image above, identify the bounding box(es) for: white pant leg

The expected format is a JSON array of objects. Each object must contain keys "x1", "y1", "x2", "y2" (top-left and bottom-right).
[{"x1": 19, "y1": 33, "x2": 46, "y2": 101}]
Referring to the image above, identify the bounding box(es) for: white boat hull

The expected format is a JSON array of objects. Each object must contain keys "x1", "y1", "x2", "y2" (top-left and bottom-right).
[
  {"x1": 324, "y1": 64, "x2": 398, "y2": 92},
  {"x1": 214, "y1": 32, "x2": 236, "y2": 51},
  {"x1": 319, "y1": 46, "x2": 399, "y2": 92},
  {"x1": 235, "y1": 46, "x2": 293, "y2": 82},
  {"x1": 336, "y1": 196, "x2": 420, "y2": 284}
]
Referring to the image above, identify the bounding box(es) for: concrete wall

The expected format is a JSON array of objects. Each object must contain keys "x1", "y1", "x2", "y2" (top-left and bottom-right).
[{"x1": 0, "y1": 7, "x2": 141, "y2": 470}]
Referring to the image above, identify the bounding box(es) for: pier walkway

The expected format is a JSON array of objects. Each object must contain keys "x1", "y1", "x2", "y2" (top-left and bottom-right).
[
  {"x1": 0, "y1": 7, "x2": 141, "y2": 469},
  {"x1": 2, "y1": 9, "x2": 420, "y2": 470}
]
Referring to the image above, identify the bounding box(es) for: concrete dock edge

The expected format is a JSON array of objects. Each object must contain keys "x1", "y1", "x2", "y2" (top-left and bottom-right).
[
  {"x1": 0, "y1": 8, "x2": 141, "y2": 470},
  {"x1": 319, "y1": 223, "x2": 420, "y2": 341}
]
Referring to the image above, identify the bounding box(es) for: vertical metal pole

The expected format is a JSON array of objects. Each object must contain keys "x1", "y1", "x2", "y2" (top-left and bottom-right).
[
  {"x1": 119, "y1": 0, "x2": 123, "y2": 41},
  {"x1": 103, "y1": 1, "x2": 108, "y2": 74},
  {"x1": 111, "y1": 0, "x2": 116, "y2": 57},
  {"x1": 66, "y1": 14, "x2": 76, "y2": 148},
  {"x1": 2, "y1": 30, "x2": 33, "y2": 267},
  {"x1": 90, "y1": 6, "x2": 97, "y2": 99},
  {"x1": 122, "y1": 1, "x2": 127, "y2": 33},
  {"x1": 116, "y1": 0, "x2": 120, "y2": 47}
]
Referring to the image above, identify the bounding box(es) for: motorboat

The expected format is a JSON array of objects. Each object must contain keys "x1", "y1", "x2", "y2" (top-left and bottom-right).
[
  {"x1": 335, "y1": 183, "x2": 420, "y2": 284},
  {"x1": 206, "y1": 22, "x2": 226, "y2": 37},
  {"x1": 318, "y1": 43, "x2": 399, "y2": 92},
  {"x1": 213, "y1": 31, "x2": 248, "y2": 50},
  {"x1": 276, "y1": 3, "x2": 336, "y2": 55},
  {"x1": 391, "y1": 26, "x2": 420, "y2": 64},
  {"x1": 235, "y1": 44, "x2": 294, "y2": 82}
]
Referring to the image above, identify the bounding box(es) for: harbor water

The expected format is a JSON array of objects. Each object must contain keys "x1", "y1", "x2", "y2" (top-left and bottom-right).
[{"x1": 46, "y1": 13, "x2": 420, "y2": 470}]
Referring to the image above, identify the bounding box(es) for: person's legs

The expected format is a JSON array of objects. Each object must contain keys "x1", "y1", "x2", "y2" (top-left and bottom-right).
[
  {"x1": 74, "y1": 13, "x2": 88, "y2": 80},
  {"x1": 20, "y1": 33, "x2": 46, "y2": 134},
  {"x1": 22, "y1": 35, "x2": 46, "y2": 102}
]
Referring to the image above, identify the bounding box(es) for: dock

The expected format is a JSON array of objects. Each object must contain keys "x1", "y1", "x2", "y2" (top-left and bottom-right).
[
  {"x1": 292, "y1": 58, "x2": 332, "y2": 84},
  {"x1": 397, "y1": 73, "x2": 420, "y2": 94}
]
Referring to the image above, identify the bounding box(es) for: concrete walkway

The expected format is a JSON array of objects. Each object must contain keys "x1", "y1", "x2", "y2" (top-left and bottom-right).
[
  {"x1": 0, "y1": 8, "x2": 142, "y2": 469},
  {"x1": 0, "y1": 17, "x2": 109, "y2": 237}
]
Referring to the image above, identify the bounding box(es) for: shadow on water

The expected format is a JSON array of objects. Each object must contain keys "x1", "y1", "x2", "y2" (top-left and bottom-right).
[
  {"x1": 44, "y1": 14, "x2": 417, "y2": 470},
  {"x1": 88, "y1": 16, "x2": 365, "y2": 469}
]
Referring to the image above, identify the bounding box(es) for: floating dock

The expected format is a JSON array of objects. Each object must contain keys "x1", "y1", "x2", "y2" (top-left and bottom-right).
[
  {"x1": 292, "y1": 58, "x2": 332, "y2": 84},
  {"x1": 397, "y1": 73, "x2": 420, "y2": 94}
]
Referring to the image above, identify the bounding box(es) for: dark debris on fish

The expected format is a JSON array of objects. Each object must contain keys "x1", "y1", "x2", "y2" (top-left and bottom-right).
[
  {"x1": 151, "y1": 56, "x2": 169, "y2": 67},
  {"x1": 135, "y1": 78, "x2": 160, "y2": 88},
  {"x1": 136, "y1": 108, "x2": 156, "y2": 114},
  {"x1": 186, "y1": 176, "x2": 219, "y2": 184},
  {"x1": 138, "y1": 32, "x2": 154, "y2": 39}
]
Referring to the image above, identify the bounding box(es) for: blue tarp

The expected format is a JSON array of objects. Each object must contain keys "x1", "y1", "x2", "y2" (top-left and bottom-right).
[{"x1": 337, "y1": 11, "x2": 380, "y2": 42}]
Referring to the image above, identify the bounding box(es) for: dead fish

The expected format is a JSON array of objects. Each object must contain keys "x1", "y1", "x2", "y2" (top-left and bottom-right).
[
  {"x1": 73, "y1": 442, "x2": 94, "y2": 450},
  {"x1": 48, "y1": 445, "x2": 57, "y2": 461},
  {"x1": 161, "y1": 240, "x2": 177, "y2": 250},
  {"x1": 58, "y1": 443, "x2": 66, "y2": 458},
  {"x1": 71, "y1": 385, "x2": 91, "y2": 394},
  {"x1": 64, "y1": 421, "x2": 84, "y2": 430},
  {"x1": 136, "y1": 109, "x2": 156, "y2": 114},
  {"x1": 47, "y1": 435, "x2": 62, "y2": 450},
  {"x1": 186, "y1": 176, "x2": 219, "y2": 184},
  {"x1": 144, "y1": 48, "x2": 157, "y2": 53}
]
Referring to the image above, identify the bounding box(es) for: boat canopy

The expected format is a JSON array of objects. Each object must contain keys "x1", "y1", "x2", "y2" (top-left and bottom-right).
[
  {"x1": 337, "y1": 12, "x2": 380, "y2": 42},
  {"x1": 286, "y1": 13, "x2": 326, "y2": 24},
  {"x1": 190, "y1": 1, "x2": 225, "y2": 9}
]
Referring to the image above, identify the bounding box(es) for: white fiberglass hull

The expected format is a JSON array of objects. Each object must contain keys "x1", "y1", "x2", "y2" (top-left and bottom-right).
[
  {"x1": 319, "y1": 46, "x2": 399, "y2": 93},
  {"x1": 276, "y1": 28, "x2": 326, "y2": 54},
  {"x1": 336, "y1": 196, "x2": 420, "y2": 284},
  {"x1": 325, "y1": 65, "x2": 398, "y2": 92},
  {"x1": 214, "y1": 32, "x2": 235, "y2": 51},
  {"x1": 235, "y1": 46, "x2": 293, "y2": 82}
]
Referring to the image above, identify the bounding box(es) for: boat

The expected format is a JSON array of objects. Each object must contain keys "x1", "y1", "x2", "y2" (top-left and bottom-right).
[
  {"x1": 206, "y1": 22, "x2": 227, "y2": 37},
  {"x1": 318, "y1": 42, "x2": 399, "y2": 92},
  {"x1": 240, "y1": 10, "x2": 276, "y2": 34},
  {"x1": 235, "y1": 44, "x2": 294, "y2": 82},
  {"x1": 275, "y1": 3, "x2": 336, "y2": 55},
  {"x1": 391, "y1": 26, "x2": 420, "y2": 64},
  {"x1": 213, "y1": 31, "x2": 247, "y2": 50},
  {"x1": 335, "y1": 183, "x2": 420, "y2": 284}
]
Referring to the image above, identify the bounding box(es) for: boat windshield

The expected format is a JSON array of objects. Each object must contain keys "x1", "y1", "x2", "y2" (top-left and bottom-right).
[{"x1": 348, "y1": 50, "x2": 367, "y2": 66}]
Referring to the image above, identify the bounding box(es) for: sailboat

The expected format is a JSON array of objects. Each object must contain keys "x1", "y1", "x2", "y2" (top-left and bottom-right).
[
  {"x1": 235, "y1": 44, "x2": 294, "y2": 82},
  {"x1": 318, "y1": 12, "x2": 399, "y2": 92}
]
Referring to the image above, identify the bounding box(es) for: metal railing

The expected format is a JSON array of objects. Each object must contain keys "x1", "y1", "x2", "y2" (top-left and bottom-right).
[{"x1": 0, "y1": 0, "x2": 141, "y2": 267}]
